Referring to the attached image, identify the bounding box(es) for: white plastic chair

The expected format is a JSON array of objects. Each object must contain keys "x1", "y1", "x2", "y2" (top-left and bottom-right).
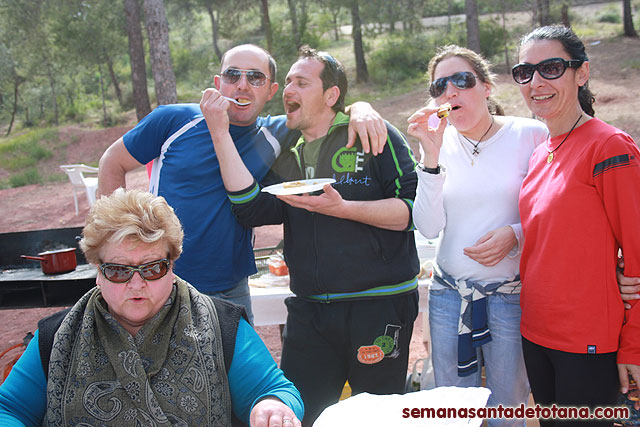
[{"x1": 59, "y1": 164, "x2": 99, "y2": 215}]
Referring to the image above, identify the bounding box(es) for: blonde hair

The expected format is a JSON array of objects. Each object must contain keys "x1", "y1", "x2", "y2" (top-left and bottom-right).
[
  {"x1": 427, "y1": 45, "x2": 504, "y2": 115},
  {"x1": 80, "y1": 189, "x2": 183, "y2": 264}
]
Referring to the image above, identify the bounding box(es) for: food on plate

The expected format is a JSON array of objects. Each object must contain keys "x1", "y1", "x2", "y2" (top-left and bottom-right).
[
  {"x1": 262, "y1": 178, "x2": 335, "y2": 195},
  {"x1": 283, "y1": 181, "x2": 307, "y2": 189},
  {"x1": 436, "y1": 103, "x2": 452, "y2": 119}
]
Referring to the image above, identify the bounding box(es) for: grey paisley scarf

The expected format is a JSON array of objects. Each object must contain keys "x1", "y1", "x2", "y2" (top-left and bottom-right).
[{"x1": 45, "y1": 277, "x2": 231, "y2": 426}]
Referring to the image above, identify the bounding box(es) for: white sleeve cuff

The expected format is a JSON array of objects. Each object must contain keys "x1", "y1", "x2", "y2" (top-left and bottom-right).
[{"x1": 507, "y1": 223, "x2": 523, "y2": 258}]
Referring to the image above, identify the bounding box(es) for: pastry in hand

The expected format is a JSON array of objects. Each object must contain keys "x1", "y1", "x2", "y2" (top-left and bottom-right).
[{"x1": 436, "y1": 103, "x2": 452, "y2": 119}]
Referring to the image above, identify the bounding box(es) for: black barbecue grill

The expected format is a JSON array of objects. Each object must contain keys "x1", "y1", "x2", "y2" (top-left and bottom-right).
[{"x1": 0, "y1": 227, "x2": 95, "y2": 308}]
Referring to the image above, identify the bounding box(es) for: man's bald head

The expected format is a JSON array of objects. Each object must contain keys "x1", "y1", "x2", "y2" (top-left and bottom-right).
[{"x1": 221, "y1": 44, "x2": 277, "y2": 82}]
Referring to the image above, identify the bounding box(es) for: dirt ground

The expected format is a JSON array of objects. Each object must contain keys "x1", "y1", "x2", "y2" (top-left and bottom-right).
[{"x1": 0, "y1": 28, "x2": 638, "y2": 401}]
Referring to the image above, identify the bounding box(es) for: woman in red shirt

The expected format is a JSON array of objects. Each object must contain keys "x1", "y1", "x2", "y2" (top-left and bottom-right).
[{"x1": 515, "y1": 25, "x2": 640, "y2": 425}]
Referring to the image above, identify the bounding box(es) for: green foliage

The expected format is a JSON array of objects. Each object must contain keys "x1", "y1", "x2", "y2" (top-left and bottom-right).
[
  {"x1": 427, "y1": 0, "x2": 464, "y2": 16},
  {"x1": 270, "y1": 21, "x2": 326, "y2": 63},
  {"x1": 62, "y1": 102, "x2": 87, "y2": 122},
  {"x1": 7, "y1": 167, "x2": 42, "y2": 187},
  {"x1": 172, "y1": 42, "x2": 217, "y2": 91},
  {"x1": 623, "y1": 58, "x2": 640, "y2": 70},
  {"x1": 479, "y1": 18, "x2": 509, "y2": 60},
  {"x1": 0, "y1": 0, "x2": 634, "y2": 141},
  {"x1": 368, "y1": 31, "x2": 463, "y2": 85},
  {"x1": 0, "y1": 128, "x2": 57, "y2": 170},
  {"x1": 596, "y1": 6, "x2": 622, "y2": 24}
]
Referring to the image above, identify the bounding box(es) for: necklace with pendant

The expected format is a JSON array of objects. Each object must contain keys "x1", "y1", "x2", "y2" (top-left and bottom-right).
[
  {"x1": 546, "y1": 114, "x2": 583, "y2": 164},
  {"x1": 460, "y1": 115, "x2": 494, "y2": 166}
]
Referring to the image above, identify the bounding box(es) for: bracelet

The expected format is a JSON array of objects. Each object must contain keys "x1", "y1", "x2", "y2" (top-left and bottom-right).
[{"x1": 418, "y1": 163, "x2": 440, "y2": 174}]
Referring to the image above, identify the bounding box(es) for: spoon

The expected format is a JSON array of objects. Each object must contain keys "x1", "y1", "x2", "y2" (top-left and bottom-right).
[
  {"x1": 200, "y1": 91, "x2": 251, "y2": 106},
  {"x1": 223, "y1": 96, "x2": 251, "y2": 106}
]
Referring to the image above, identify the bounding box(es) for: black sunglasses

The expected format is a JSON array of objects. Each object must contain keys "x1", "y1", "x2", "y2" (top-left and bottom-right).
[
  {"x1": 511, "y1": 57, "x2": 584, "y2": 85},
  {"x1": 99, "y1": 258, "x2": 171, "y2": 284},
  {"x1": 221, "y1": 68, "x2": 269, "y2": 87},
  {"x1": 429, "y1": 71, "x2": 478, "y2": 98}
]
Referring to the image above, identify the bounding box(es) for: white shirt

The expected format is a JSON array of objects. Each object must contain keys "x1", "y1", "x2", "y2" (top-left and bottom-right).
[{"x1": 413, "y1": 116, "x2": 548, "y2": 283}]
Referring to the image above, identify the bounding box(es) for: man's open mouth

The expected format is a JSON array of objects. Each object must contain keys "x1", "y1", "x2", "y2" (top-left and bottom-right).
[{"x1": 286, "y1": 101, "x2": 301, "y2": 113}]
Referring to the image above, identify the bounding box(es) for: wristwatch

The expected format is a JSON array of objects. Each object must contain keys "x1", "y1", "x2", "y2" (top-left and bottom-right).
[{"x1": 418, "y1": 163, "x2": 440, "y2": 174}]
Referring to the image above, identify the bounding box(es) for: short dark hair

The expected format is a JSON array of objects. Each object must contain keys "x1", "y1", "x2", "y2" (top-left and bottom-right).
[
  {"x1": 519, "y1": 25, "x2": 594, "y2": 116},
  {"x1": 220, "y1": 44, "x2": 277, "y2": 82},
  {"x1": 297, "y1": 45, "x2": 347, "y2": 113}
]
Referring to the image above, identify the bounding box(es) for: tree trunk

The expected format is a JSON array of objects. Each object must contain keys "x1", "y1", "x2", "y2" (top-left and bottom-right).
[
  {"x1": 387, "y1": 3, "x2": 395, "y2": 34},
  {"x1": 106, "y1": 54, "x2": 124, "y2": 108},
  {"x1": 561, "y1": 3, "x2": 570, "y2": 28},
  {"x1": 350, "y1": 0, "x2": 368, "y2": 83},
  {"x1": 45, "y1": 61, "x2": 59, "y2": 125},
  {"x1": 260, "y1": 0, "x2": 273, "y2": 52},
  {"x1": 98, "y1": 64, "x2": 108, "y2": 127},
  {"x1": 623, "y1": 0, "x2": 638, "y2": 37},
  {"x1": 465, "y1": 0, "x2": 481, "y2": 53},
  {"x1": 124, "y1": 0, "x2": 152, "y2": 120},
  {"x1": 205, "y1": 4, "x2": 223, "y2": 61},
  {"x1": 6, "y1": 76, "x2": 23, "y2": 137},
  {"x1": 332, "y1": 9, "x2": 340, "y2": 41},
  {"x1": 406, "y1": 0, "x2": 415, "y2": 33},
  {"x1": 287, "y1": 0, "x2": 301, "y2": 48},
  {"x1": 142, "y1": 0, "x2": 177, "y2": 105},
  {"x1": 537, "y1": 0, "x2": 551, "y2": 26},
  {"x1": 299, "y1": 0, "x2": 308, "y2": 39},
  {"x1": 500, "y1": 0, "x2": 510, "y2": 70}
]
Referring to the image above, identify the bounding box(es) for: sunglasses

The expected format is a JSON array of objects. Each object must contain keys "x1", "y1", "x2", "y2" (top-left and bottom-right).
[
  {"x1": 221, "y1": 68, "x2": 269, "y2": 87},
  {"x1": 99, "y1": 258, "x2": 170, "y2": 284},
  {"x1": 429, "y1": 71, "x2": 478, "y2": 98},
  {"x1": 511, "y1": 57, "x2": 584, "y2": 85}
]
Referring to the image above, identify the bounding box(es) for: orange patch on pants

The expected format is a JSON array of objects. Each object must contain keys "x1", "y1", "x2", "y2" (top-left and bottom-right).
[{"x1": 357, "y1": 345, "x2": 385, "y2": 364}]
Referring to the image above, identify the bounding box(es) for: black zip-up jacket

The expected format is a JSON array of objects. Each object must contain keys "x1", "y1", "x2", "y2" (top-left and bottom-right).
[{"x1": 228, "y1": 112, "x2": 420, "y2": 298}]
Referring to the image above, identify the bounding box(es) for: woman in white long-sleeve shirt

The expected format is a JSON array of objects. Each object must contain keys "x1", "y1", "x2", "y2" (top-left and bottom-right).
[{"x1": 407, "y1": 45, "x2": 548, "y2": 427}]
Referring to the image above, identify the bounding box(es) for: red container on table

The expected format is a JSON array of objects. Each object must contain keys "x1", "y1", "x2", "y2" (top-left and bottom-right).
[{"x1": 268, "y1": 257, "x2": 289, "y2": 276}]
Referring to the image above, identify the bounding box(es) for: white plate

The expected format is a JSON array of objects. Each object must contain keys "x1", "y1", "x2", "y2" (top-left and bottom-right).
[{"x1": 261, "y1": 178, "x2": 336, "y2": 196}]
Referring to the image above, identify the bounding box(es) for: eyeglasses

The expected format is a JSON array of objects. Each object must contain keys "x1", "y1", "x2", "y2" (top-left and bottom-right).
[
  {"x1": 429, "y1": 72, "x2": 478, "y2": 98},
  {"x1": 99, "y1": 258, "x2": 170, "y2": 284},
  {"x1": 221, "y1": 68, "x2": 269, "y2": 87},
  {"x1": 511, "y1": 57, "x2": 584, "y2": 85}
]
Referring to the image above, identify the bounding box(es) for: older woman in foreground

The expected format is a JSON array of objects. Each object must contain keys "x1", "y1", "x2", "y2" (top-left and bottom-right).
[{"x1": 0, "y1": 189, "x2": 303, "y2": 426}]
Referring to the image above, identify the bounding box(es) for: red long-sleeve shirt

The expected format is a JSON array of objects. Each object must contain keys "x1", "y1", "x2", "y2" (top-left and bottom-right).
[{"x1": 519, "y1": 118, "x2": 640, "y2": 364}]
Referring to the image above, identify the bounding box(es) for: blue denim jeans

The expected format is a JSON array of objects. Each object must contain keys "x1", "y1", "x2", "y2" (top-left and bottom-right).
[
  {"x1": 429, "y1": 288, "x2": 528, "y2": 427},
  {"x1": 206, "y1": 278, "x2": 254, "y2": 326}
]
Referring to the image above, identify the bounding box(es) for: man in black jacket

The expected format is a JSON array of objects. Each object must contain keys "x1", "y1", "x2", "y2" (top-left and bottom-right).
[{"x1": 200, "y1": 46, "x2": 420, "y2": 425}]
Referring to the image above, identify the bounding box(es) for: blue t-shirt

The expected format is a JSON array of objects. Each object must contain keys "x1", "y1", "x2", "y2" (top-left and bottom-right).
[
  {"x1": 0, "y1": 320, "x2": 303, "y2": 425},
  {"x1": 123, "y1": 104, "x2": 290, "y2": 292}
]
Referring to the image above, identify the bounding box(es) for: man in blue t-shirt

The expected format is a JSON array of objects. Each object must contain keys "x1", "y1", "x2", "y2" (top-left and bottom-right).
[{"x1": 98, "y1": 44, "x2": 386, "y2": 324}]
